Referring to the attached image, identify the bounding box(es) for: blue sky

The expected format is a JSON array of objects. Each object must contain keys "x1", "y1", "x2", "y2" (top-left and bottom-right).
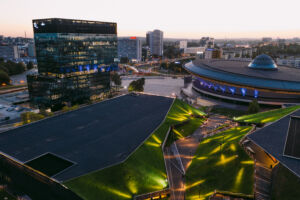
[{"x1": 1, "y1": 0, "x2": 300, "y2": 38}]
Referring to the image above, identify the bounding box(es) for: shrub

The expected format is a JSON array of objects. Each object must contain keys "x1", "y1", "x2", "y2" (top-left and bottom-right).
[
  {"x1": 248, "y1": 99, "x2": 260, "y2": 114},
  {"x1": 128, "y1": 78, "x2": 145, "y2": 92},
  {"x1": 0, "y1": 71, "x2": 10, "y2": 85},
  {"x1": 21, "y1": 112, "x2": 45, "y2": 124}
]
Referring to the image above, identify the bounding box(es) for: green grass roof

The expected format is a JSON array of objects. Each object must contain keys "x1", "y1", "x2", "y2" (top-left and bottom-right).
[
  {"x1": 185, "y1": 126, "x2": 254, "y2": 200},
  {"x1": 234, "y1": 105, "x2": 300, "y2": 124},
  {"x1": 64, "y1": 99, "x2": 205, "y2": 200}
]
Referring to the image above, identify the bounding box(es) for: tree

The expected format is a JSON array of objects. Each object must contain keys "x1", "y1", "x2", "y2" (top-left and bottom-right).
[
  {"x1": 27, "y1": 61, "x2": 34, "y2": 70},
  {"x1": 163, "y1": 46, "x2": 181, "y2": 58},
  {"x1": 120, "y1": 57, "x2": 129, "y2": 64},
  {"x1": 15, "y1": 62, "x2": 26, "y2": 74},
  {"x1": 128, "y1": 78, "x2": 145, "y2": 92},
  {"x1": 4, "y1": 61, "x2": 25, "y2": 75},
  {"x1": 248, "y1": 99, "x2": 260, "y2": 114},
  {"x1": 111, "y1": 73, "x2": 122, "y2": 86},
  {"x1": 0, "y1": 65, "x2": 8, "y2": 74},
  {"x1": 0, "y1": 71, "x2": 10, "y2": 85},
  {"x1": 160, "y1": 62, "x2": 168, "y2": 69},
  {"x1": 62, "y1": 105, "x2": 79, "y2": 112}
]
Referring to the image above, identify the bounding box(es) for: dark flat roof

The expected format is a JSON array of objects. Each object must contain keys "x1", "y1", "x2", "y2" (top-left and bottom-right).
[
  {"x1": 0, "y1": 94, "x2": 173, "y2": 182},
  {"x1": 193, "y1": 59, "x2": 300, "y2": 82},
  {"x1": 248, "y1": 109, "x2": 300, "y2": 177},
  {"x1": 32, "y1": 18, "x2": 117, "y2": 34},
  {"x1": 185, "y1": 60, "x2": 300, "y2": 91}
]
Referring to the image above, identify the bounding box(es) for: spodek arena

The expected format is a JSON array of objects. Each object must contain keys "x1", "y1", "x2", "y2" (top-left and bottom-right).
[{"x1": 184, "y1": 54, "x2": 300, "y2": 105}]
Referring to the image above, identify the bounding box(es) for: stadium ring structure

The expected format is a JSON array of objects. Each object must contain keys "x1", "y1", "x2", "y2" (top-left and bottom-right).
[{"x1": 184, "y1": 54, "x2": 300, "y2": 105}]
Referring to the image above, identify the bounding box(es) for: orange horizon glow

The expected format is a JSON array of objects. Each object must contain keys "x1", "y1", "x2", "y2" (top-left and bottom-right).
[
  {"x1": 1, "y1": 0, "x2": 300, "y2": 39},
  {"x1": 2, "y1": 29, "x2": 300, "y2": 40}
]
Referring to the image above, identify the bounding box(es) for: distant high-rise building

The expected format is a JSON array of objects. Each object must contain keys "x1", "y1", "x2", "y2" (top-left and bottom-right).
[
  {"x1": 184, "y1": 47, "x2": 206, "y2": 55},
  {"x1": 27, "y1": 42, "x2": 36, "y2": 57},
  {"x1": 0, "y1": 45, "x2": 19, "y2": 60},
  {"x1": 27, "y1": 18, "x2": 118, "y2": 109},
  {"x1": 142, "y1": 46, "x2": 151, "y2": 61},
  {"x1": 146, "y1": 31, "x2": 151, "y2": 46},
  {"x1": 179, "y1": 41, "x2": 188, "y2": 49},
  {"x1": 262, "y1": 37, "x2": 272, "y2": 43},
  {"x1": 148, "y1": 30, "x2": 163, "y2": 56},
  {"x1": 118, "y1": 37, "x2": 142, "y2": 62},
  {"x1": 204, "y1": 48, "x2": 222, "y2": 59},
  {"x1": 277, "y1": 39, "x2": 286, "y2": 45},
  {"x1": 200, "y1": 37, "x2": 214, "y2": 48}
]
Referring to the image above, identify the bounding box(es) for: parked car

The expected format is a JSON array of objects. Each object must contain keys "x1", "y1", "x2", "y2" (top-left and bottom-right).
[
  {"x1": 6, "y1": 107, "x2": 15, "y2": 112},
  {"x1": 16, "y1": 107, "x2": 24, "y2": 112}
]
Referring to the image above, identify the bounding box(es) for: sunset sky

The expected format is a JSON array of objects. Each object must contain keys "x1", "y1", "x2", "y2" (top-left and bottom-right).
[{"x1": 1, "y1": 0, "x2": 300, "y2": 39}]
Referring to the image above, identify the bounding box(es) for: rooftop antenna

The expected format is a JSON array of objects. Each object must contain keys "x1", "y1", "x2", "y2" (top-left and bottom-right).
[{"x1": 25, "y1": 31, "x2": 26, "y2": 38}]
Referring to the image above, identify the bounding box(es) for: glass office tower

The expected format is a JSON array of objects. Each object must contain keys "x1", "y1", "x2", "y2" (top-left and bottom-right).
[
  {"x1": 27, "y1": 18, "x2": 118, "y2": 109},
  {"x1": 118, "y1": 37, "x2": 142, "y2": 62}
]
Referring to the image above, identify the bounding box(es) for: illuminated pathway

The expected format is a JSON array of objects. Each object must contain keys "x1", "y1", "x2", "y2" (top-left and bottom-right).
[{"x1": 165, "y1": 114, "x2": 236, "y2": 200}]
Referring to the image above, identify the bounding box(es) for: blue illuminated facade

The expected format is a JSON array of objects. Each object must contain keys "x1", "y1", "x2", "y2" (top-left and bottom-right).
[
  {"x1": 185, "y1": 55, "x2": 300, "y2": 104},
  {"x1": 248, "y1": 54, "x2": 277, "y2": 70},
  {"x1": 194, "y1": 77, "x2": 260, "y2": 99},
  {"x1": 27, "y1": 18, "x2": 118, "y2": 109}
]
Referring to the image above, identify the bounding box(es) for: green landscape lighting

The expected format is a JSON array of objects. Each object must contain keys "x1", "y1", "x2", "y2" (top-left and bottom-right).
[
  {"x1": 230, "y1": 144, "x2": 236, "y2": 151},
  {"x1": 234, "y1": 105, "x2": 300, "y2": 124},
  {"x1": 167, "y1": 116, "x2": 188, "y2": 122},
  {"x1": 241, "y1": 160, "x2": 254, "y2": 165},
  {"x1": 127, "y1": 181, "x2": 138, "y2": 194},
  {"x1": 99, "y1": 185, "x2": 132, "y2": 199},
  {"x1": 151, "y1": 176, "x2": 168, "y2": 188},
  {"x1": 201, "y1": 139, "x2": 211, "y2": 144},
  {"x1": 145, "y1": 141, "x2": 160, "y2": 147},
  {"x1": 185, "y1": 126, "x2": 253, "y2": 199},
  {"x1": 188, "y1": 192, "x2": 214, "y2": 200},
  {"x1": 215, "y1": 154, "x2": 237, "y2": 166},
  {"x1": 227, "y1": 135, "x2": 242, "y2": 142},
  {"x1": 65, "y1": 99, "x2": 206, "y2": 200},
  {"x1": 185, "y1": 179, "x2": 206, "y2": 190},
  {"x1": 209, "y1": 146, "x2": 221, "y2": 155},
  {"x1": 173, "y1": 129, "x2": 184, "y2": 138},
  {"x1": 196, "y1": 156, "x2": 208, "y2": 160},
  {"x1": 151, "y1": 134, "x2": 162, "y2": 144},
  {"x1": 234, "y1": 168, "x2": 245, "y2": 190}
]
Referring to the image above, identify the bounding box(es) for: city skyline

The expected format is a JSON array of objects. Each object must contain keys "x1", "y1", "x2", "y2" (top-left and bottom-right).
[{"x1": 1, "y1": 0, "x2": 300, "y2": 39}]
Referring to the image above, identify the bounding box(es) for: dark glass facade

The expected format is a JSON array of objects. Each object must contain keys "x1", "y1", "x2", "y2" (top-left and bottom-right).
[{"x1": 28, "y1": 18, "x2": 118, "y2": 109}]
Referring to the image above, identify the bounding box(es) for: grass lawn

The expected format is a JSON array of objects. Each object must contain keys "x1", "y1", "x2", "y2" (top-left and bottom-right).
[
  {"x1": 233, "y1": 105, "x2": 300, "y2": 124},
  {"x1": 185, "y1": 126, "x2": 254, "y2": 200},
  {"x1": 173, "y1": 118, "x2": 205, "y2": 139},
  {"x1": 165, "y1": 118, "x2": 205, "y2": 147},
  {"x1": 26, "y1": 153, "x2": 74, "y2": 177},
  {"x1": 64, "y1": 99, "x2": 205, "y2": 200},
  {"x1": 210, "y1": 107, "x2": 248, "y2": 118}
]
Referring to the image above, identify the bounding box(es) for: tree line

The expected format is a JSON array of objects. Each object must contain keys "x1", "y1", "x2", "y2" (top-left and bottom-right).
[
  {"x1": 0, "y1": 58, "x2": 34, "y2": 85},
  {"x1": 256, "y1": 43, "x2": 300, "y2": 58}
]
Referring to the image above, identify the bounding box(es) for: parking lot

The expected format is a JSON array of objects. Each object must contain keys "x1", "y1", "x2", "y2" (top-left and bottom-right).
[{"x1": 0, "y1": 90, "x2": 31, "y2": 121}]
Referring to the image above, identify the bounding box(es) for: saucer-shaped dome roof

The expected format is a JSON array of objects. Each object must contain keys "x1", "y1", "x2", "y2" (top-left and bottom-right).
[{"x1": 248, "y1": 54, "x2": 278, "y2": 70}]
